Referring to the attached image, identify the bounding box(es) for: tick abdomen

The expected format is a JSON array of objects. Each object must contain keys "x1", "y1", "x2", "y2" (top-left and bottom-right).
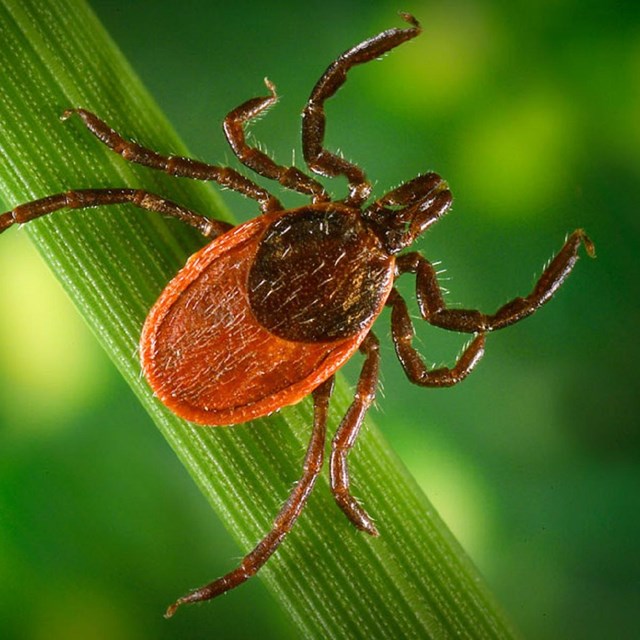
[{"x1": 141, "y1": 206, "x2": 394, "y2": 425}]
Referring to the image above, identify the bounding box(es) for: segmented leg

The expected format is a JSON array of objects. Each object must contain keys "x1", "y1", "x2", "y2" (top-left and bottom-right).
[
  {"x1": 368, "y1": 173, "x2": 445, "y2": 213},
  {"x1": 62, "y1": 109, "x2": 282, "y2": 214},
  {"x1": 223, "y1": 79, "x2": 329, "y2": 203},
  {"x1": 0, "y1": 188, "x2": 232, "y2": 238},
  {"x1": 165, "y1": 377, "x2": 334, "y2": 618},
  {"x1": 387, "y1": 288, "x2": 486, "y2": 387},
  {"x1": 302, "y1": 13, "x2": 421, "y2": 206},
  {"x1": 330, "y1": 332, "x2": 380, "y2": 536},
  {"x1": 397, "y1": 229, "x2": 595, "y2": 333}
]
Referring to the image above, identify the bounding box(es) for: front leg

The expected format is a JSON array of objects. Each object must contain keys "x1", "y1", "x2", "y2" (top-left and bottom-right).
[
  {"x1": 302, "y1": 14, "x2": 421, "y2": 206},
  {"x1": 223, "y1": 79, "x2": 329, "y2": 203},
  {"x1": 397, "y1": 229, "x2": 595, "y2": 333},
  {"x1": 62, "y1": 109, "x2": 283, "y2": 214}
]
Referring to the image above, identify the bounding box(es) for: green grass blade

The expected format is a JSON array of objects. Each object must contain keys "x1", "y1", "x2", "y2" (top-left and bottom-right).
[{"x1": 0, "y1": 0, "x2": 519, "y2": 637}]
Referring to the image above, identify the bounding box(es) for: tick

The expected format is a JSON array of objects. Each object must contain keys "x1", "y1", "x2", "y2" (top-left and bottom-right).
[{"x1": 0, "y1": 14, "x2": 594, "y2": 617}]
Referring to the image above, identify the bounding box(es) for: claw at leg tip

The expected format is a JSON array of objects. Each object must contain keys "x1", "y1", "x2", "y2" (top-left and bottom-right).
[
  {"x1": 399, "y1": 12, "x2": 420, "y2": 29},
  {"x1": 583, "y1": 234, "x2": 596, "y2": 258},
  {"x1": 357, "y1": 512, "x2": 380, "y2": 537},
  {"x1": 164, "y1": 601, "x2": 180, "y2": 619},
  {"x1": 263, "y1": 77, "x2": 277, "y2": 96}
]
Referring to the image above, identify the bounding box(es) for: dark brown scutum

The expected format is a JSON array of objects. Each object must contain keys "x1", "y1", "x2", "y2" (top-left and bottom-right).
[{"x1": 248, "y1": 206, "x2": 393, "y2": 342}]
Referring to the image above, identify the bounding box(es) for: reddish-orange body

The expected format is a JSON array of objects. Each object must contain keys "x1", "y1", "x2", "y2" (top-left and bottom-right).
[{"x1": 140, "y1": 204, "x2": 395, "y2": 425}]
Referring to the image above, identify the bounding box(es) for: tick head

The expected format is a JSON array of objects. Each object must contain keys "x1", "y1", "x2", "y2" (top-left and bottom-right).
[{"x1": 363, "y1": 173, "x2": 453, "y2": 255}]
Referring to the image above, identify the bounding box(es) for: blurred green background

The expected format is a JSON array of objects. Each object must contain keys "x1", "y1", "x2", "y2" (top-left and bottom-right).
[{"x1": 0, "y1": 0, "x2": 638, "y2": 638}]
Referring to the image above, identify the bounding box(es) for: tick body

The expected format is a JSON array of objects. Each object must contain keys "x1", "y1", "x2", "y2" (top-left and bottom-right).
[
  {"x1": 141, "y1": 203, "x2": 394, "y2": 425},
  {"x1": 0, "y1": 13, "x2": 594, "y2": 617}
]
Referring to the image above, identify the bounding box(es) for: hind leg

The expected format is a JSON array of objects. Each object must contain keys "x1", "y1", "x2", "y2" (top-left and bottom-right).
[
  {"x1": 165, "y1": 377, "x2": 334, "y2": 617},
  {"x1": 330, "y1": 333, "x2": 381, "y2": 536}
]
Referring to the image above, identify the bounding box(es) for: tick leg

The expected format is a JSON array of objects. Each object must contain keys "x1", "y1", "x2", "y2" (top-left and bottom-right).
[
  {"x1": 165, "y1": 377, "x2": 334, "y2": 618},
  {"x1": 396, "y1": 230, "x2": 595, "y2": 333},
  {"x1": 224, "y1": 79, "x2": 329, "y2": 203},
  {"x1": 368, "y1": 173, "x2": 445, "y2": 212},
  {"x1": 0, "y1": 188, "x2": 232, "y2": 238},
  {"x1": 62, "y1": 109, "x2": 282, "y2": 214},
  {"x1": 302, "y1": 13, "x2": 421, "y2": 206},
  {"x1": 330, "y1": 332, "x2": 380, "y2": 536},
  {"x1": 387, "y1": 288, "x2": 486, "y2": 387}
]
